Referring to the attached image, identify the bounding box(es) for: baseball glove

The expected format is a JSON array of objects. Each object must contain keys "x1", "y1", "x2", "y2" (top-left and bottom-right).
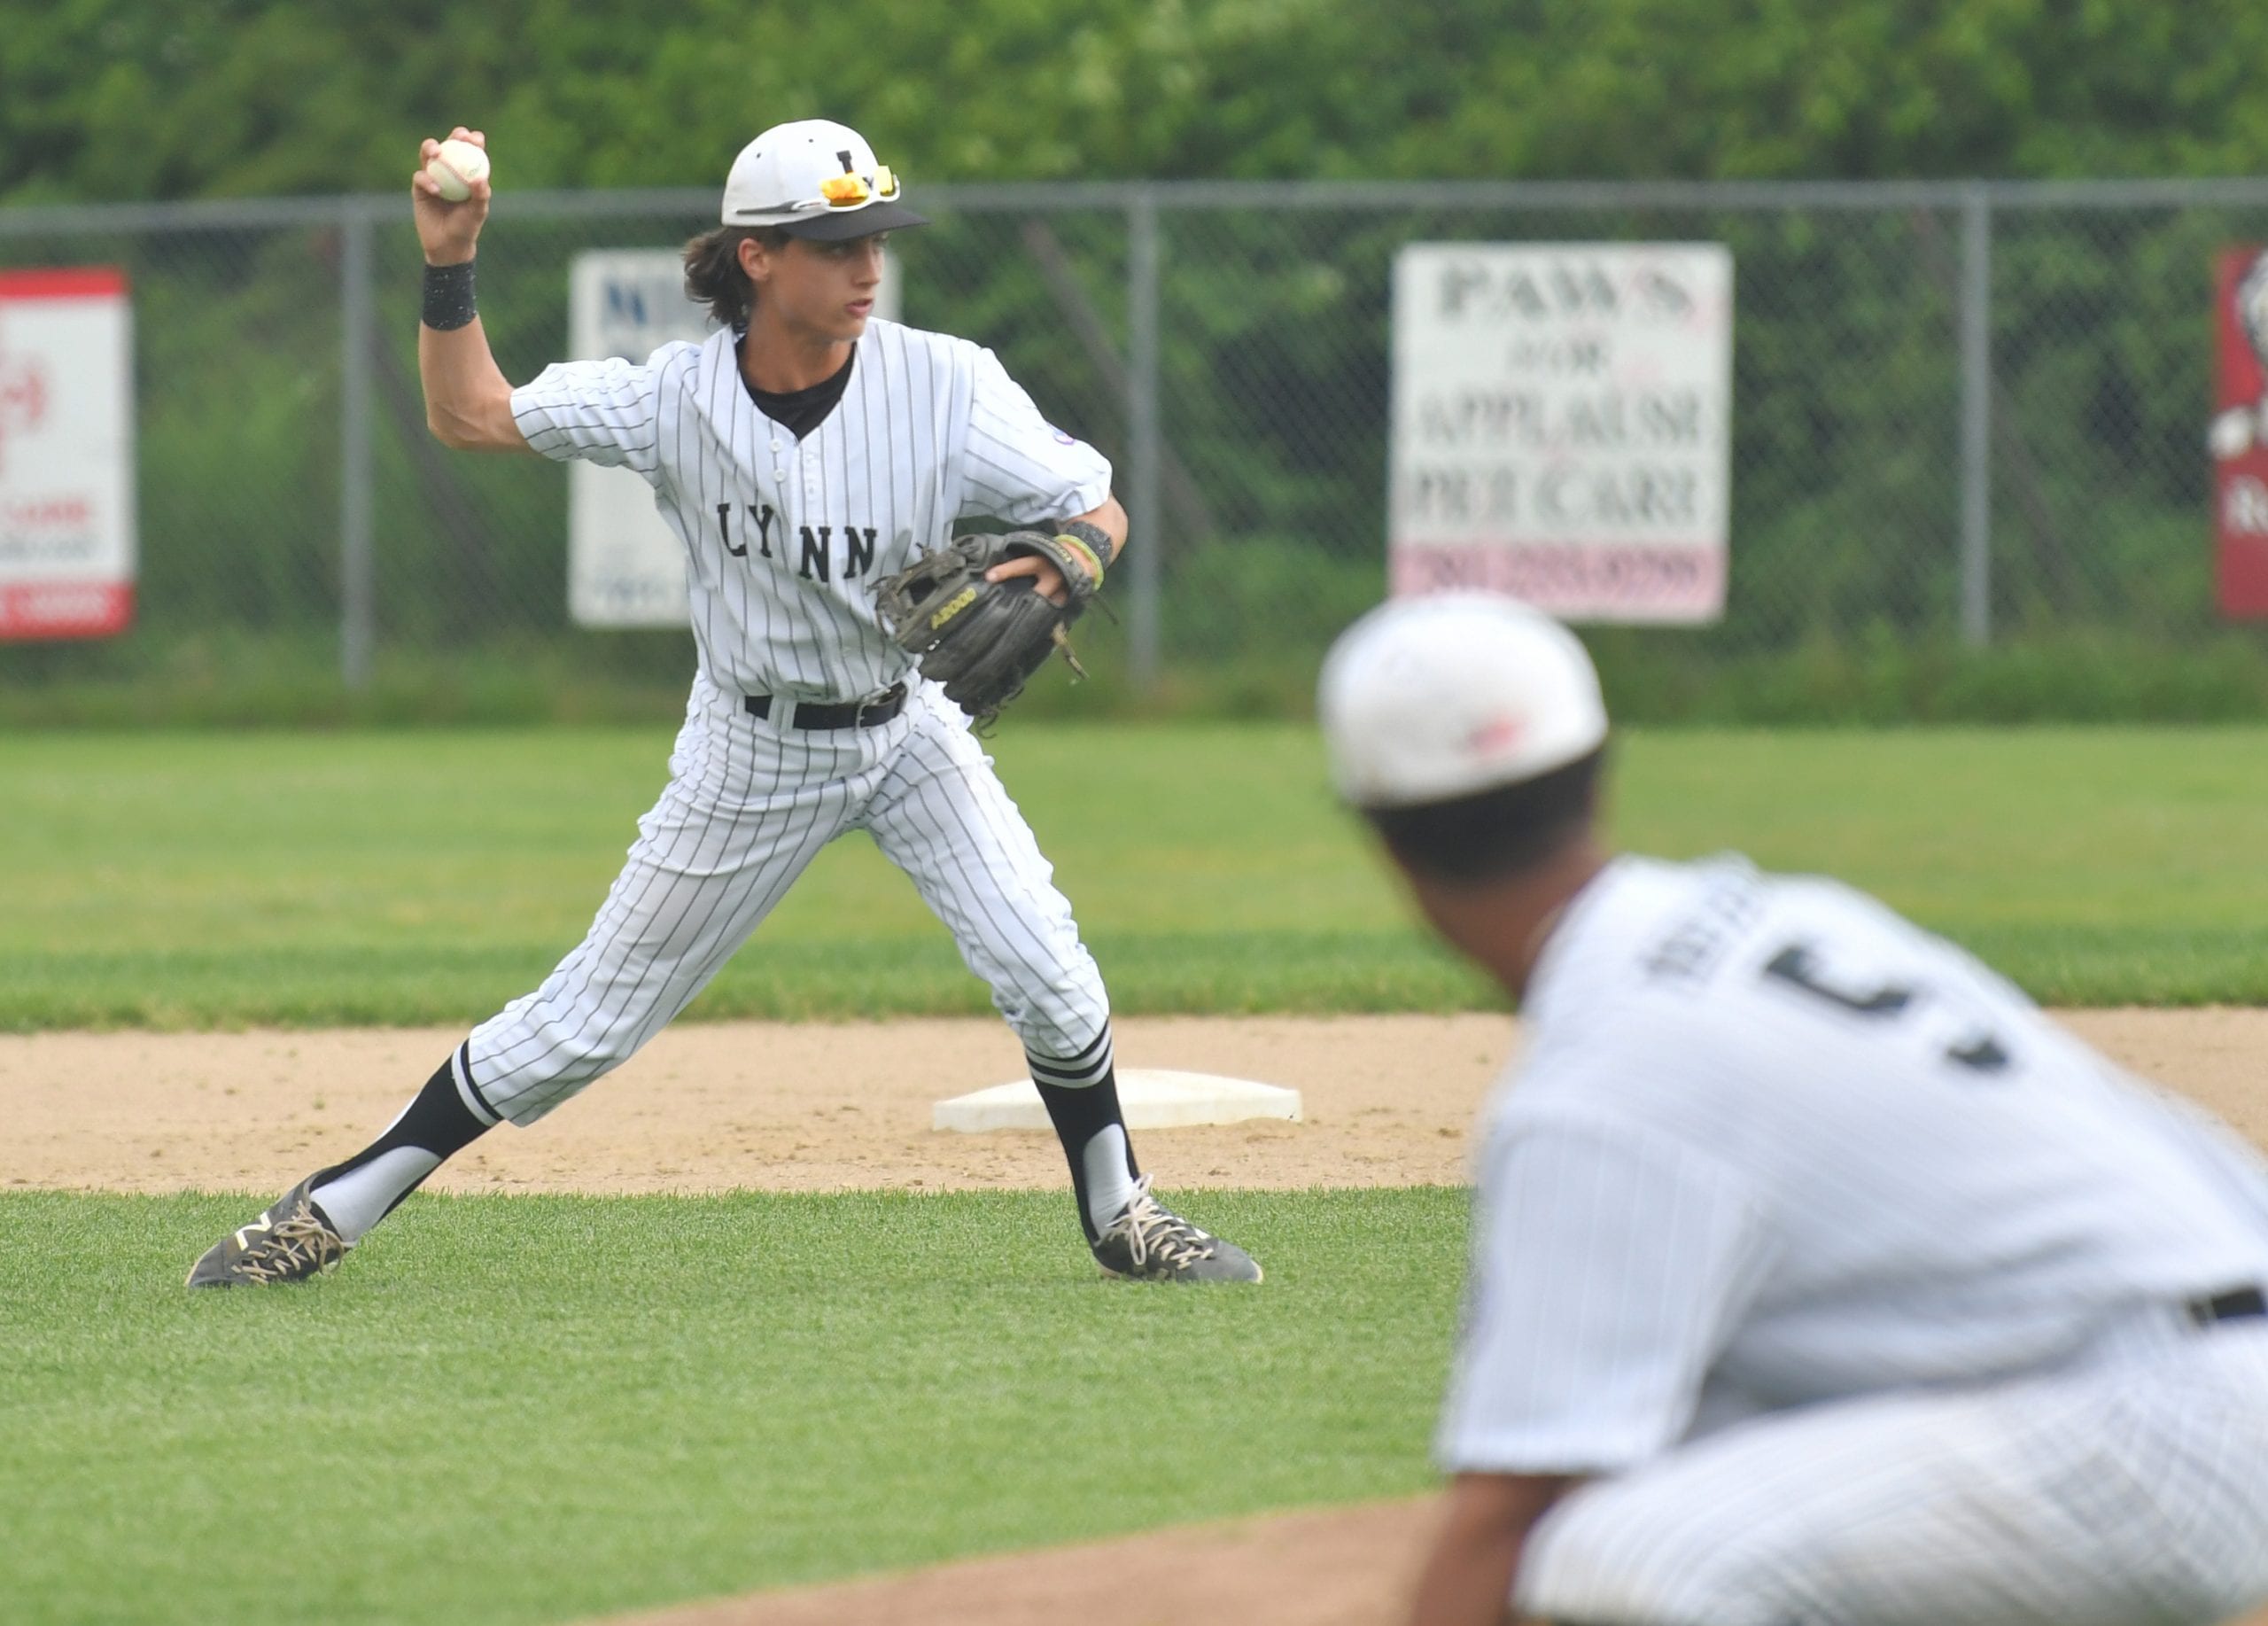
[{"x1": 874, "y1": 525, "x2": 1112, "y2": 722}]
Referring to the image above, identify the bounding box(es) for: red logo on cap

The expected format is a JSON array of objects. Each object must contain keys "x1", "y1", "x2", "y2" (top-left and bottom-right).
[{"x1": 1466, "y1": 714, "x2": 1525, "y2": 755}]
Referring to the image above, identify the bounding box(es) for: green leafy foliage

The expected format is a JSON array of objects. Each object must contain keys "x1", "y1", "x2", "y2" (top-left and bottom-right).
[
  {"x1": 8, "y1": 4, "x2": 2268, "y2": 722},
  {"x1": 13, "y1": 1, "x2": 2268, "y2": 202}
]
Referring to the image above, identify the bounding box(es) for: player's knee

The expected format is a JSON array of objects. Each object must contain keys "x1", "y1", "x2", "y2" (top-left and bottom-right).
[
  {"x1": 992, "y1": 989, "x2": 1105, "y2": 1054},
  {"x1": 580, "y1": 1023, "x2": 650, "y2": 1076},
  {"x1": 1520, "y1": 1504, "x2": 1801, "y2": 1626},
  {"x1": 525, "y1": 1011, "x2": 651, "y2": 1082}
]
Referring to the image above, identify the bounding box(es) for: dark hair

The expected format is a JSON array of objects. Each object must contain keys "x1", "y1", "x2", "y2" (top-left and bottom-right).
[
  {"x1": 1364, "y1": 745, "x2": 1606, "y2": 883},
  {"x1": 682, "y1": 223, "x2": 790, "y2": 330}
]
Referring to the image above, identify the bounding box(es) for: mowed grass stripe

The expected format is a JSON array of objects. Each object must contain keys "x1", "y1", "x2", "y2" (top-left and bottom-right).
[
  {"x1": 0, "y1": 931, "x2": 1487, "y2": 1028},
  {"x1": 0, "y1": 1187, "x2": 1461, "y2": 1626},
  {"x1": 6, "y1": 724, "x2": 2268, "y2": 1028}
]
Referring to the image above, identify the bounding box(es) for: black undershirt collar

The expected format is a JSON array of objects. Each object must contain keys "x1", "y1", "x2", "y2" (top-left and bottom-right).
[{"x1": 739, "y1": 341, "x2": 856, "y2": 440}]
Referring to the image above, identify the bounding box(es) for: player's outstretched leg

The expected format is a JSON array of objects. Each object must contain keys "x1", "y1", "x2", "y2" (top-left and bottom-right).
[
  {"x1": 865, "y1": 699, "x2": 1260, "y2": 1282},
  {"x1": 1025, "y1": 1028, "x2": 1261, "y2": 1283},
  {"x1": 189, "y1": 700, "x2": 852, "y2": 1288},
  {"x1": 186, "y1": 1048, "x2": 494, "y2": 1288}
]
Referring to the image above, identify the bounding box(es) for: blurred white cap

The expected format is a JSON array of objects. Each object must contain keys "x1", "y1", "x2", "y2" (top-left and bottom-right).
[
  {"x1": 720, "y1": 119, "x2": 927, "y2": 238},
  {"x1": 1318, "y1": 593, "x2": 1608, "y2": 808}
]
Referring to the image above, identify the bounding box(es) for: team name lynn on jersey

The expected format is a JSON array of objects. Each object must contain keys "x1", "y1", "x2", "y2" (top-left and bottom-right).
[
  {"x1": 509, "y1": 316, "x2": 1111, "y2": 701},
  {"x1": 715, "y1": 505, "x2": 878, "y2": 584}
]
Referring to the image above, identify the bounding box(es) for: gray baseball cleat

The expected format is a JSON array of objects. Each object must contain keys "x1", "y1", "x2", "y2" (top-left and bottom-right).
[
  {"x1": 185, "y1": 1178, "x2": 349, "y2": 1288},
  {"x1": 1091, "y1": 1176, "x2": 1262, "y2": 1283}
]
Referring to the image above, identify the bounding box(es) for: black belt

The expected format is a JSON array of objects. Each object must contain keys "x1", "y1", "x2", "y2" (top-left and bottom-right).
[
  {"x1": 2187, "y1": 1285, "x2": 2268, "y2": 1329},
  {"x1": 744, "y1": 683, "x2": 906, "y2": 730}
]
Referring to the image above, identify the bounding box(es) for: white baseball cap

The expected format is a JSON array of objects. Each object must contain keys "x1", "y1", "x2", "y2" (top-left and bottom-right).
[
  {"x1": 720, "y1": 119, "x2": 928, "y2": 240},
  {"x1": 1318, "y1": 593, "x2": 1609, "y2": 808}
]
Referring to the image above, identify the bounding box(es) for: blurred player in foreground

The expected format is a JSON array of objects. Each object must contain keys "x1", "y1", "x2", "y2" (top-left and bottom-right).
[{"x1": 1319, "y1": 593, "x2": 2268, "y2": 1626}]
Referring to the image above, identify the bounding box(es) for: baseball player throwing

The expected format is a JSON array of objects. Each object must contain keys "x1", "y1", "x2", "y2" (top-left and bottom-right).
[
  {"x1": 1319, "y1": 594, "x2": 2268, "y2": 1626},
  {"x1": 187, "y1": 120, "x2": 1258, "y2": 1288}
]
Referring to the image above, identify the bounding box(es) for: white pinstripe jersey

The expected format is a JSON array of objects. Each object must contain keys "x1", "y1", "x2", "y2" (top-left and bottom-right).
[
  {"x1": 510, "y1": 318, "x2": 1112, "y2": 700},
  {"x1": 1439, "y1": 854, "x2": 2268, "y2": 1477}
]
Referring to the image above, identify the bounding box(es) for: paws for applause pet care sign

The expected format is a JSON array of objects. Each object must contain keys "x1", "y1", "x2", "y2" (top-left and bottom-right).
[{"x1": 1390, "y1": 244, "x2": 1731, "y2": 623}]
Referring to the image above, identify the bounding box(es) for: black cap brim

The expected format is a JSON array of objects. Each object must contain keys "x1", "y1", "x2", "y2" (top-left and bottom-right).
[{"x1": 779, "y1": 202, "x2": 928, "y2": 241}]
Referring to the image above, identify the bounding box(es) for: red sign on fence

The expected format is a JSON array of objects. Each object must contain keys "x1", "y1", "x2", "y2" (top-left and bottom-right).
[
  {"x1": 0, "y1": 268, "x2": 136, "y2": 641},
  {"x1": 2211, "y1": 247, "x2": 2268, "y2": 619}
]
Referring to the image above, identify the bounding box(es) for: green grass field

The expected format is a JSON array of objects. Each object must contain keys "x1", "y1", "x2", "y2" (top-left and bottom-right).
[
  {"x1": 0, "y1": 1188, "x2": 1462, "y2": 1626},
  {"x1": 9, "y1": 721, "x2": 2268, "y2": 1622},
  {"x1": 5, "y1": 724, "x2": 2268, "y2": 1028}
]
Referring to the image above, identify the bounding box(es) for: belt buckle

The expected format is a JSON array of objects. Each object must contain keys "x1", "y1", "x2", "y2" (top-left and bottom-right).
[{"x1": 856, "y1": 683, "x2": 903, "y2": 727}]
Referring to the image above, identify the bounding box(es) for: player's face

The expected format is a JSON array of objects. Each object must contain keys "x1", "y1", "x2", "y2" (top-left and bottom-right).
[{"x1": 760, "y1": 234, "x2": 889, "y2": 345}]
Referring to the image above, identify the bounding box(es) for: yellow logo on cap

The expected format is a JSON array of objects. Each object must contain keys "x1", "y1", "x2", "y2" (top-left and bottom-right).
[{"x1": 819, "y1": 166, "x2": 898, "y2": 208}]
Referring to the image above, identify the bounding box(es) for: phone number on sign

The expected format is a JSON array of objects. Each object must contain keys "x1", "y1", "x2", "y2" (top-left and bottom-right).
[{"x1": 1392, "y1": 541, "x2": 1724, "y2": 619}]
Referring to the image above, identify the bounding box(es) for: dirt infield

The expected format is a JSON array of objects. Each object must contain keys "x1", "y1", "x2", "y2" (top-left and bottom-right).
[
  {"x1": 11, "y1": 1007, "x2": 2268, "y2": 1196},
  {"x1": 1, "y1": 1012, "x2": 1522, "y2": 1194},
  {"x1": 10, "y1": 1008, "x2": 2268, "y2": 1626},
  {"x1": 596, "y1": 1497, "x2": 1446, "y2": 1626},
  {"x1": 594, "y1": 1495, "x2": 2268, "y2": 1626}
]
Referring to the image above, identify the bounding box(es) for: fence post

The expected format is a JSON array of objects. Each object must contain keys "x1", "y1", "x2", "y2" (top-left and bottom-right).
[
  {"x1": 340, "y1": 202, "x2": 376, "y2": 690},
  {"x1": 1959, "y1": 184, "x2": 1992, "y2": 648},
  {"x1": 1126, "y1": 188, "x2": 1162, "y2": 693}
]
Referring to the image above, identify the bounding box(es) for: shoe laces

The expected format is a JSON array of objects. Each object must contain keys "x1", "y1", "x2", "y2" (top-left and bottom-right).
[
  {"x1": 231, "y1": 1200, "x2": 346, "y2": 1284},
  {"x1": 1104, "y1": 1175, "x2": 1216, "y2": 1273}
]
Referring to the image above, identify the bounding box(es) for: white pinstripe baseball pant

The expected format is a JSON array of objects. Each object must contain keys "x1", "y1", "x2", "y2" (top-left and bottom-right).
[
  {"x1": 1515, "y1": 1318, "x2": 2268, "y2": 1626},
  {"x1": 458, "y1": 676, "x2": 1110, "y2": 1126}
]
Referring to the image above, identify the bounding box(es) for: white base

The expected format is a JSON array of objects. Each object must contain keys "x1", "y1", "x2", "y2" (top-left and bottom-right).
[{"x1": 933, "y1": 1068, "x2": 1302, "y2": 1133}]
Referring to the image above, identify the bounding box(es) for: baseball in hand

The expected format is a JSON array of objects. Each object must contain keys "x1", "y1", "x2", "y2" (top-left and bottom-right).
[{"x1": 425, "y1": 138, "x2": 491, "y2": 203}]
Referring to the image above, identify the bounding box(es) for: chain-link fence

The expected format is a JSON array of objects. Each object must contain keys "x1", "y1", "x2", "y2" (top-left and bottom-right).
[{"x1": 4, "y1": 178, "x2": 2267, "y2": 720}]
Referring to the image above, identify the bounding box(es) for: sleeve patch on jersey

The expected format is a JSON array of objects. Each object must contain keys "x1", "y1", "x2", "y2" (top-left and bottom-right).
[{"x1": 1643, "y1": 869, "x2": 1766, "y2": 983}]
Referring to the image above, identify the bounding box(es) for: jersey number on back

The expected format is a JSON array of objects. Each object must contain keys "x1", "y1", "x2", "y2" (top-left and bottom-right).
[{"x1": 1763, "y1": 945, "x2": 2011, "y2": 1074}]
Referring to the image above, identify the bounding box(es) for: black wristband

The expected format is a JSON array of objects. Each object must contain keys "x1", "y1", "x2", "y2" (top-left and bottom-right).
[
  {"x1": 421, "y1": 261, "x2": 478, "y2": 331},
  {"x1": 1056, "y1": 518, "x2": 1115, "y2": 575}
]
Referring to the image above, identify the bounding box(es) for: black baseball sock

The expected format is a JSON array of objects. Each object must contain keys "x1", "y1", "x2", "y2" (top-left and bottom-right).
[
  {"x1": 306, "y1": 1049, "x2": 495, "y2": 1243},
  {"x1": 1029, "y1": 1024, "x2": 1140, "y2": 1242}
]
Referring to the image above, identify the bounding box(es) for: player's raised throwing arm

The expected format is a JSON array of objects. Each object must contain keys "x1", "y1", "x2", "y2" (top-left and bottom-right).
[{"x1": 412, "y1": 128, "x2": 532, "y2": 455}]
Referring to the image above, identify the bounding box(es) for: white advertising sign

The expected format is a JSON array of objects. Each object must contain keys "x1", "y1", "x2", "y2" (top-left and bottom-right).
[
  {"x1": 0, "y1": 268, "x2": 136, "y2": 640},
  {"x1": 1389, "y1": 243, "x2": 1733, "y2": 622},
  {"x1": 566, "y1": 253, "x2": 704, "y2": 627},
  {"x1": 565, "y1": 248, "x2": 901, "y2": 627}
]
